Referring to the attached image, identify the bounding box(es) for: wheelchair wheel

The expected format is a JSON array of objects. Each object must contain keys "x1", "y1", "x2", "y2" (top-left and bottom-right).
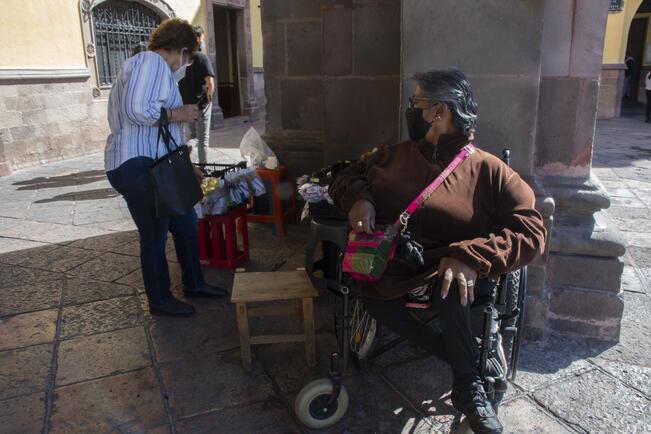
[
  {"x1": 294, "y1": 379, "x2": 349, "y2": 429},
  {"x1": 350, "y1": 297, "x2": 377, "y2": 359},
  {"x1": 335, "y1": 295, "x2": 377, "y2": 361},
  {"x1": 499, "y1": 270, "x2": 521, "y2": 365}
]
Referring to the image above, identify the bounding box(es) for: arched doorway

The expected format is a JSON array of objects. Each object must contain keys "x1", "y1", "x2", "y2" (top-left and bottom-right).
[{"x1": 622, "y1": 0, "x2": 651, "y2": 116}]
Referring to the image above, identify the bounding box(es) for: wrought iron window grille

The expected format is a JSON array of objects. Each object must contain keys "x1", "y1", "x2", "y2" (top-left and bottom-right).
[{"x1": 92, "y1": 0, "x2": 161, "y2": 86}]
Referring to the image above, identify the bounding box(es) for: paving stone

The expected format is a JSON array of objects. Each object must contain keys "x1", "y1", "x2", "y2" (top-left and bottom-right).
[
  {"x1": 20, "y1": 245, "x2": 102, "y2": 273},
  {"x1": 0, "y1": 237, "x2": 49, "y2": 255},
  {"x1": 0, "y1": 243, "x2": 61, "y2": 266},
  {"x1": 498, "y1": 397, "x2": 573, "y2": 433},
  {"x1": 66, "y1": 252, "x2": 140, "y2": 282},
  {"x1": 0, "y1": 219, "x2": 112, "y2": 244},
  {"x1": 532, "y1": 369, "x2": 650, "y2": 434},
  {"x1": 594, "y1": 291, "x2": 651, "y2": 367},
  {"x1": 149, "y1": 308, "x2": 239, "y2": 364},
  {"x1": 67, "y1": 230, "x2": 138, "y2": 252},
  {"x1": 50, "y1": 368, "x2": 168, "y2": 433},
  {"x1": 623, "y1": 231, "x2": 651, "y2": 249},
  {"x1": 59, "y1": 296, "x2": 141, "y2": 340},
  {"x1": 621, "y1": 265, "x2": 646, "y2": 294},
  {"x1": 57, "y1": 326, "x2": 150, "y2": 386},
  {"x1": 176, "y1": 400, "x2": 299, "y2": 434},
  {"x1": 0, "y1": 309, "x2": 57, "y2": 351},
  {"x1": 0, "y1": 264, "x2": 61, "y2": 289},
  {"x1": 254, "y1": 333, "x2": 341, "y2": 394},
  {"x1": 0, "y1": 343, "x2": 52, "y2": 400},
  {"x1": 116, "y1": 266, "x2": 182, "y2": 292},
  {"x1": 0, "y1": 278, "x2": 62, "y2": 316},
  {"x1": 0, "y1": 392, "x2": 45, "y2": 434},
  {"x1": 627, "y1": 246, "x2": 651, "y2": 268},
  {"x1": 383, "y1": 354, "x2": 456, "y2": 426},
  {"x1": 63, "y1": 277, "x2": 135, "y2": 305},
  {"x1": 160, "y1": 350, "x2": 275, "y2": 418},
  {"x1": 513, "y1": 338, "x2": 594, "y2": 392},
  {"x1": 591, "y1": 358, "x2": 651, "y2": 398}
]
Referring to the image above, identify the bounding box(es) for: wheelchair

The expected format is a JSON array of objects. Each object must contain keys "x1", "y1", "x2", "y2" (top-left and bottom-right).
[{"x1": 293, "y1": 151, "x2": 528, "y2": 430}]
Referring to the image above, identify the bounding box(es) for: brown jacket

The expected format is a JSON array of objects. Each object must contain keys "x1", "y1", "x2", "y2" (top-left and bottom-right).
[{"x1": 329, "y1": 135, "x2": 546, "y2": 299}]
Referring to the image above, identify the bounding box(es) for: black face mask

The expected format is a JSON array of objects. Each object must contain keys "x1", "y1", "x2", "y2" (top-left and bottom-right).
[{"x1": 405, "y1": 107, "x2": 432, "y2": 141}]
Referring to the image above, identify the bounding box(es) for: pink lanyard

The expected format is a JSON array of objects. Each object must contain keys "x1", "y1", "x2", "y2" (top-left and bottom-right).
[{"x1": 394, "y1": 143, "x2": 476, "y2": 231}]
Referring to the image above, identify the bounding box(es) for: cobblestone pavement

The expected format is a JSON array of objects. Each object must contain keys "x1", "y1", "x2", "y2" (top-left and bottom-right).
[{"x1": 0, "y1": 119, "x2": 649, "y2": 433}]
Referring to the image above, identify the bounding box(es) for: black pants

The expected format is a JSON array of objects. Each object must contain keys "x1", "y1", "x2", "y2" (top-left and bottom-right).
[
  {"x1": 646, "y1": 90, "x2": 651, "y2": 121},
  {"x1": 364, "y1": 279, "x2": 494, "y2": 388}
]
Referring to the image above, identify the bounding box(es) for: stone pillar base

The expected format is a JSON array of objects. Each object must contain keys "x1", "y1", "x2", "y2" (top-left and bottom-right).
[{"x1": 542, "y1": 176, "x2": 626, "y2": 342}]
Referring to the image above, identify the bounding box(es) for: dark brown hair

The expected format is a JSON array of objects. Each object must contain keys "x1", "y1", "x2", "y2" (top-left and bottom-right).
[{"x1": 148, "y1": 18, "x2": 198, "y2": 52}]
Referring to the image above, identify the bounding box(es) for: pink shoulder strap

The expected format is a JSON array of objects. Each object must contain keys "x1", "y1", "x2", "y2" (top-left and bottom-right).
[{"x1": 394, "y1": 143, "x2": 476, "y2": 230}]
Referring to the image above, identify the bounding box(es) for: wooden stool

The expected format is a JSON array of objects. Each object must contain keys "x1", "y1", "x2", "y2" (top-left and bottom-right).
[
  {"x1": 247, "y1": 166, "x2": 297, "y2": 236},
  {"x1": 231, "y1": 270, "x2": 319, "y2": 369}
]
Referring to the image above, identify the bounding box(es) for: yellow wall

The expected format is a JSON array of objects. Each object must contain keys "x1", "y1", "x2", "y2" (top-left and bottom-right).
[
  {"x1": 0, "y1": 0, "x2": 86, "y2": 68},
  {"x1": 602, "y1": 0, "x2": 644, "y2": 64},
  {"x1": 636, "y1": 12, "x2": 651, "y2": 65},
  {"x1": 0, "y1": 0, "x2": 204, "y2": 69},
  {"x1": 250, "y1": 0, "x2": 263, "y2": 68},
  {"x1": 167, "y1": 0, "x2": 205, "y2": 30}
]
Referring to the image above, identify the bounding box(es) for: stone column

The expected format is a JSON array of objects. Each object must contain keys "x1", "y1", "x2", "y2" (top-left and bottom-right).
[
  {"x1": 536, "y1": 0, "x2": 625, "y2": 341},
  {"x1": 260, "y1": 0, "x2": 401, "y2": 174},
  {"x1": 402, "y1": 0, "x2": 554, "y2": 341}
]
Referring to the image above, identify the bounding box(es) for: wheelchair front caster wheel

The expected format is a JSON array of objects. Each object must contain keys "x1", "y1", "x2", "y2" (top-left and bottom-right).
[{"x1": 294, "y1": 379, "x2": 349, "y2": 429}]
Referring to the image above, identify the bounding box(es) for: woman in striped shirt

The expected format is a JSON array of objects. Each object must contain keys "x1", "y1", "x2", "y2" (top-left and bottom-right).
[{"x1": 105, "y1": 19, "x2": 226, "y2": 317}]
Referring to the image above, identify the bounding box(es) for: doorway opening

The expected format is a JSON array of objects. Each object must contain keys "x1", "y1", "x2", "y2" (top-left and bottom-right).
[
  {"x1": 213, "y1": 5, "x2": 241, "y2": 118},
  {"x1": 622, "y1": 0, "x2": 650, "y2": 117}
]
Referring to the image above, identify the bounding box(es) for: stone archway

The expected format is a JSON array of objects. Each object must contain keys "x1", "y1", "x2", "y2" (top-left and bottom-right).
[{"x1": 79, "y1": 0, "x2": 176, "y2": 98}]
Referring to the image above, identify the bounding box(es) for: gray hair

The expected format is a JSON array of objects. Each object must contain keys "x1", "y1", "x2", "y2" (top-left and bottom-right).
[{"x1": 414, "y1": 68, "x2": 478, "y2": 136}]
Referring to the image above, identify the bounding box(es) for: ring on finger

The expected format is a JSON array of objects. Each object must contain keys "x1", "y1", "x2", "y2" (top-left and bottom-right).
[{"x1": 466, "y1": 279, "x2": 474, "y2": 287}]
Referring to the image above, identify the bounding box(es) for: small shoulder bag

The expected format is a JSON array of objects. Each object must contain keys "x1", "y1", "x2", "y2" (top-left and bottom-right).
[{"x1": 342, "y1": 144, "x2": 476, "y2": 282}]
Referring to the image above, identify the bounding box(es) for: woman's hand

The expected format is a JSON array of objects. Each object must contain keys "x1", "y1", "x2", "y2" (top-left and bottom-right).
[
  {"x1": 193, "y1": 165, "x2": 204, "y2": 183},
  {"x1": 170, "y1": 104, "x2": 200, "y2": 123},
  {"x1": 348, "y1": 199, "x2": 376, "y2": 234},
  {"x1": 438, "y1": 256, "x2": 478, "y2": 306}
]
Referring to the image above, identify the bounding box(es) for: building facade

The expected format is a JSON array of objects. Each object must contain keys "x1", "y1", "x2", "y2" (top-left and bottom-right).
[
  {"x1": 598, "y1": 0, "x2": 651, "y2": 118},
  {"x1": 261, "y1": 0, "x2": 626, "y2": 343},
  {"x1": 0, "y1": 0, "x2": 265, "y2": 176}
]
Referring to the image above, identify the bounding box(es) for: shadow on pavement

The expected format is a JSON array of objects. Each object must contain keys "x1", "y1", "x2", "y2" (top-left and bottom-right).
[
  {"x1": 33, "y1": 188, "x2": 120, "y2": 204},
  {"x1": 13, "y1": 170, "x2": 106, "y2": 190}
]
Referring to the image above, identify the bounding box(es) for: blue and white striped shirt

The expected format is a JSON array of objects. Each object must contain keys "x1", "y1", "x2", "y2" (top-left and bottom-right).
[{"x1": 104, "y1": 51, "x2": 184, "y2": 171}]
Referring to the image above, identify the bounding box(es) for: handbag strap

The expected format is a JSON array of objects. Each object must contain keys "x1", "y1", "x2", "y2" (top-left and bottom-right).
[
  {"x1": 156, "y1": 107, "x2": 179, "y2": 159},
  {"x1": 395, "y1": 143, "x2": 476, "y2": 231}
]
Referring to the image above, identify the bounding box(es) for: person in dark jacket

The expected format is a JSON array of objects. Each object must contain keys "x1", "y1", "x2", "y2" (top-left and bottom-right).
[
  {"x1": 179, "y1": 26, "x2": 215, "y2": 164},
  {"x1": 329, "y1": 68, "x2": 546, "y2": 434}
]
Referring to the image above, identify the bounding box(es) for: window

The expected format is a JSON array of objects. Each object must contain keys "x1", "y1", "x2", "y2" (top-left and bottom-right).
[{"x1": 92, "y1": 0, "x2": 161, "y2": 86}]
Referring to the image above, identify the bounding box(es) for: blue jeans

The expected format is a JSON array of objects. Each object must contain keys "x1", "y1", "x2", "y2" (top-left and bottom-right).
[{"x1": 107, "y1": 157, "x2": 205, "y2": 307}]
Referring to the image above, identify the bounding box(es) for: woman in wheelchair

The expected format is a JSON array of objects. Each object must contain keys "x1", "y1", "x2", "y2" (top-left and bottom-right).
[{"x1": 329, "y1": 68, "x2": 546, "y2": 434}]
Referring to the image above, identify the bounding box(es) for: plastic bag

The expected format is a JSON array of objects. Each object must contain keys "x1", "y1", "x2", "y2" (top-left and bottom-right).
[{"x1": 239, "y1": 127, "x2": 276, "y2": 167}]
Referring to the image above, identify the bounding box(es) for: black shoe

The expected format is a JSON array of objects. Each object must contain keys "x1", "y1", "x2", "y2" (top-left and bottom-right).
[
  {"x1": 149, "y1": 298, "x2": 196, "y2": 316},
  {"x1": 451, "y1": 381, "x2": 503, "y2": 434},
  {"x1": 184, "y1": 283, "x2": 228, "y2": 297}
]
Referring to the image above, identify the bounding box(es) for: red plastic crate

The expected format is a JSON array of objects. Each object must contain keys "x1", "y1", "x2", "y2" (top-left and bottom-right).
[{"x1": 197, "y1": 206, "x2": 249, "y2": 269}]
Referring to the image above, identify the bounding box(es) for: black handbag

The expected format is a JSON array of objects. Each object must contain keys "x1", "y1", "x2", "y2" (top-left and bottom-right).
[{"x1": 149, "y1": 108, "x2": 203, "y2": 218}]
